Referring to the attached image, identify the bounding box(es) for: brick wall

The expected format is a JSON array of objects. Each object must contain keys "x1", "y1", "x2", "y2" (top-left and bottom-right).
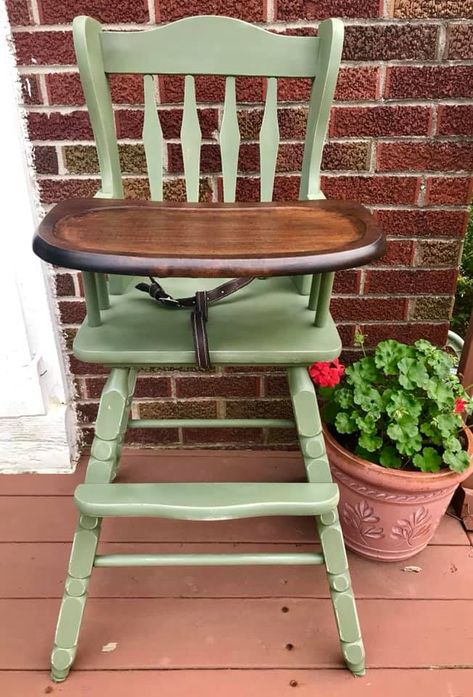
[{"x1": 7, "y1": 0, "x2": 472, "y2": 450}]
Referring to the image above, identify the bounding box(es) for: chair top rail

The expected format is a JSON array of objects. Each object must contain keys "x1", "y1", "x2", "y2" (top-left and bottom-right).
[{"x1": 97, "y1": 15, "x2": 321, "y2": 77}]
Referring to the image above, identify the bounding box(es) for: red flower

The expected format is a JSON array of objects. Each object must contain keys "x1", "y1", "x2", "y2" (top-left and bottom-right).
[
  {"x1": 454, "y1": 397, "x2": 467, "y2": 414},
  {"x1": 309, "y1": 359, "x2": 345, "y2": 388}
]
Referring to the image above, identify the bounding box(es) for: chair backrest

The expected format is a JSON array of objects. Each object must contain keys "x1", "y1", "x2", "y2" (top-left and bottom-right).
[{"x1": 73, "y1": 15, "x2": 343, "y2": 206}]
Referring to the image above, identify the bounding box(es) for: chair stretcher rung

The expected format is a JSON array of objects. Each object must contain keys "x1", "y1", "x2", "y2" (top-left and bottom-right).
[
  {"x1": 74, "y1": 482, "x2": 339, "y2": 520},
  {"x1": 94, "y1": 552, "x2": 325, "y2": 567}
]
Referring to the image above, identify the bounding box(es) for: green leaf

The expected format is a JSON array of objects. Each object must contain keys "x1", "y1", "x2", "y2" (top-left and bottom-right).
[
  {"x1": 413, "y1": 447, "x2": 442, "y2": 473},
  {"x1": 318, "y1": 386, "x2": 334, "y2": 401},
  {"x1": 374, "y1": 340, "x2": 409, "y2": 375},
  {"x1": 353, "y1": 384, "x2": 383, "y2": 414},
  {"x1": 443, "y1": 449, "x2": 471, "y2": 473},
  {"x1": 386, "y1": 392, "x2": 422, "y2": 421},
  {"x1": 345, "y1": 357, "x2": 381, "y2": 386},
  {"x1": 425, "y1": 379, "x2": 455, "y2": 407},
  {"x1": 333, "y1": 387, "x2": 353, "y2": 409},
  {"x1": 354, "y1": 412, "x2": 378, "y2": 433},
  {"x1": 322, "y1": 400, "x2": 338, "y2": 424},
  {"x1": 435, "y1": 412, "x2": 462, "y2": 438},
  {"x1": 398, "y1": 357, "x2": 429, "y2": 390},
  {"x1": 379, "y1": 446, "x2": 402, "y2": 469},
  {"x1": 334, "y1": 412, "x2": 357, "y2": 434},
  {"x1": 387, "y1": 418, "x2": 422, "y2": 455},
  {"x1": 358, "y1": 432, "x2": 383, "y2": 453}
]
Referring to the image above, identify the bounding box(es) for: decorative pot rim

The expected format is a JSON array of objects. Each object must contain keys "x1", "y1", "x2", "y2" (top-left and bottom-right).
[{"x1": 323, "y1": 423, "x2": 473, "y2": 494}]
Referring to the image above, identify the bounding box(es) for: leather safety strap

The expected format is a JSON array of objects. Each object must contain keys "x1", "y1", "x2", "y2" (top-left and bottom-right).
[{"x1": 136, "y1": 276, "x2": 255, "y2": 370}]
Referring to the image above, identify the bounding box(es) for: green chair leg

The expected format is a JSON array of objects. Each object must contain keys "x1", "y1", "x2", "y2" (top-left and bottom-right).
[
  {"x1": 288, "y1": 367, "x2": 365, "y2": 676},
  {"x1": 317, "y1": 510, "x2": 365, "y2": 675},
  {"x1": 50, "y1": 368, "x2": 135, "y2": 682},
  {"x1": 50, "y1": 514, "x2": 101, "y2": 681}
]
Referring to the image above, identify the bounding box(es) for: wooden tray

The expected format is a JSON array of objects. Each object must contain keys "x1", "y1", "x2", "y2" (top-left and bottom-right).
[{"x1": 33, "y1": 198, "x2": 385, "y2": 277}]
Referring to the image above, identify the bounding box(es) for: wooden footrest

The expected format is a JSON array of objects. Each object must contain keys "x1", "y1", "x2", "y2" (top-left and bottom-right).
[{"x1": 74, "y1": 482, "x2": 339, "y2": 520}]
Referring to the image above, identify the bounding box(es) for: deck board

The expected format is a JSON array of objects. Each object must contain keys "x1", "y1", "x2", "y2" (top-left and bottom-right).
[
  {"x1": 1, "y1": 542, "x2": 472, "y2": 600},
  {"x1": 1, "y1": 598, "x2": 472, "y2": 670},
  {"x1": 0, "y1": 449, "x2": 472, "y2": 694},
  {"x1": 1, "y1": 669, "x2": 472, "y2": 697}
]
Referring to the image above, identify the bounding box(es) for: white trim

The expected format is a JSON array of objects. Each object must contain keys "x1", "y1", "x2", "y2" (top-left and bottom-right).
[{"x1": 0, "y1": 6, "x2": 77, "y2": 471}]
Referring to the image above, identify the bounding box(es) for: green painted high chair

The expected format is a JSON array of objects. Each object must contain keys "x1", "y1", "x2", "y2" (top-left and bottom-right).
[{"x1": 33, "y1": 15, "x2": 385, "y2": 682}]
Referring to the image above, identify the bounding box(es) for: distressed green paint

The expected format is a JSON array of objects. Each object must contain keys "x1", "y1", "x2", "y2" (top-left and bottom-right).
[
  {"x1": 143, "y1": 74, "x2": 164, "y2": 201},
  {"x1": 74, "y1": 482, "x2": 339, "y2": 520},
  {"x1": 99, "y1": 16, "x2": 320, "y2": 77},
  {"x1": 259, "y1": 77, "x2": 279, "y2": 202},
  {"x1": 314, "y1": 272, "x2": 335, "y2": 327},
  {"x1": 95, "y1": 552, "x2": 325, "y2": 567},
  {"x1": 81, "y1": 272, "x2": 101, "y2": 327},
  {"x1": 289, "y1": 366, "x2": 366, "y2": 676},
  {"x1": 128, "y1": 418, "x2": 295, "y2": 429},
  {"x1": 95, "y1": 273, "x2": 110, "y2": 310},
  {"x1": 181, "y1": 75, "x2": 201, "y2": 202},
  {"x1": 220, "y1": 76, "x2": 240, "y2": 203}
]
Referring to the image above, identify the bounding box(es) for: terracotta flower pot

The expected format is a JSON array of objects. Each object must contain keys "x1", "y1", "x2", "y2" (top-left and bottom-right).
[{"x1": 324, "y1": 424, "x2": 473, "y2": 562}]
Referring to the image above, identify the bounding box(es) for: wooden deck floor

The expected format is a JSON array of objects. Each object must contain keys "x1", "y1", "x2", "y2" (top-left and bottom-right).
[{"x1": 1, "y1": 450, "x2": 472, "y2": 696}]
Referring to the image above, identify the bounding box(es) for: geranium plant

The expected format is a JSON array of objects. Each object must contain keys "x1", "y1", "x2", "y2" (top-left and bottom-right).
[{"x1": 310, "y1": 339, "x2": 473, "y2": 473}]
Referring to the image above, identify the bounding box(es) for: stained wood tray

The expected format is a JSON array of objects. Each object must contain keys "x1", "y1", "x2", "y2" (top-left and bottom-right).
[{"x1": 33, "y1": 198, "x2": 385, "y2": 277}]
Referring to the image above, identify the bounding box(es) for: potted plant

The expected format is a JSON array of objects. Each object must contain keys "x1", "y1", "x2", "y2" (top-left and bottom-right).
[{"x1": 310, "y1": 338, "x2": 473, "y2": 561}]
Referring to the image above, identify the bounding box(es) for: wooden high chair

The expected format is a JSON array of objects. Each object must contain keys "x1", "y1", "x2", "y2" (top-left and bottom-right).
[{"x1": 33, "y1": 15, "x2": 385, "y2": 681}]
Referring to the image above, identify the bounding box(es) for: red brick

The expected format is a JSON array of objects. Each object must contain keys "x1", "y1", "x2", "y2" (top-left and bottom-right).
[
  {"x1": 377, "y1": 142, "x2": 473, "y2": 172},
  {"x1": 365, "y1": 269, "x2": 458, "y2": 295},
  {"x1": 182, "y1": 427, "x2": 264, "y2": 445},
  {"x1": 47, "y1": 73, "x2": 145, "y2": 106},
  {"x1": 69, "y1": 358, "x2": 108, "y2": 379},
  {"x1": 234, "y1": 175, "x2": 302, "y2": 202},
  {"x1": 335, "y1": 67, "x2": 379, "y2": 101},
  {"x1": 415, "y1": 240, "x2": 462, "y2": 268},
  {"x1": 20, "y1": 75, "x2": 42, "y2": 105},
  {"x1": 134, "y1": 377, "x2": 173, "y2": 398},
  {"x1": 39, "y1": 178, "x2": 99, "y2": 204},
  {"x1": 333, "y1": 270, "x2": 361, "y2": 294},
  {"x1": 330, "y1": 106, "x2": 432, "y2": 138},
  {"x1": 371, "y1": 239, "x2": 415, "y2": 266},
  {"x1": 447, "y1": 23, "x2": 473, "y2": 59},
  {"x1": 28, "y1": 111, "x2": 93, "y2": 141},
  {"x1": 321, "y1": 175, "x2": 420, "y2": 205},
  {"x1": 225, "y1": 399, "x2": 293, "y2": 419},
  {"x1": 361, "y1": 322, "x2": 449, "y2": 348},
  {"x1": 139, "y1": 400, "x2": 218, "y2": 419},
  {"x1": 322, "y1": 142, "x2": 370, "y2": 172},
  {"x1": 426, "y1": 177, "x2": 473, "y2": 205},
  {"x1": 38, "y1": 0, "x2": 148, "y2": 24},
  {"x1": 331, "y1": 297, "x2": 408, "y2": 322},
  {"x1": 33, "y1": 146, "x2": 58, "y2": 174},
  {"x1": 125, "y1": 428, "x2": 179, "y2": 446},
  {"x1": 176, "y1": 375, "x2": 260, "y2": 398},
  {"x1": 385, "y1": 66, "x2": 473, "y2": 100},
  {"x1": 157, "y1": 0, "x2": 264, "y2": 22},
  {"x1": 393, "y1": 0, "x2": 471, "y2": 18},
  {"x1": 58, "y1": 300, "x2": 86, "y2": 324},
  {"x1": 237, "y1": 108, "x2": 308, "y2": 140},
  {"x1": 337, "y1": 324, "x2": 356, "y2": 347},
  {"x1": 6, "y1": 0, "x2": 31, "y2": 24},
  {"x1": 76, "y1": 402, "x2": 99, "y2": 424},
  {"x1": 264, "y1": 374, "x2": 289, "y2": 398},
  {"x1": 115, "y1": 108, "x2": 218, "y2": 140},
  {"x1": 277, "y1": 78, "x2": 312, "y2": 103},
  {"x1": 374, "y1": 209, "x2": 468, "y2": 238},
  {"x1": 13, "y1": 31, "x2": 75, "y2": 65},
  {"x1": 437, "y1": 105, "x2": 473, "y2": 136},
  {"x1": 276, "y1": 0, "x2": 381, "y2": 20},
  {"x1": 160, "y1": 75, "x2": 263, "y2": 104},
  {"x1": 54, "y1": 272, "x2": 75, "y2": 296},
  {"x1": 343, "y1": 24, "x2": 438, "y2": 61}
]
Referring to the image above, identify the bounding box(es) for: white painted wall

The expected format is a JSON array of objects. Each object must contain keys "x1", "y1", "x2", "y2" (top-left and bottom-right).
[{"x1": 0, "y1": 4, "x2": 77, "y2": 472}]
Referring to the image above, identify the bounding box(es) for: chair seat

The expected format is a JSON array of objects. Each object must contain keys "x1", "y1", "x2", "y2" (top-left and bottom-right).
[
  {"x1": 74, "y1": 482, "x2": 340, "y2": 520},
  {"x1": 73, "y1": 276, "x2": 341, "y2": 366}
]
